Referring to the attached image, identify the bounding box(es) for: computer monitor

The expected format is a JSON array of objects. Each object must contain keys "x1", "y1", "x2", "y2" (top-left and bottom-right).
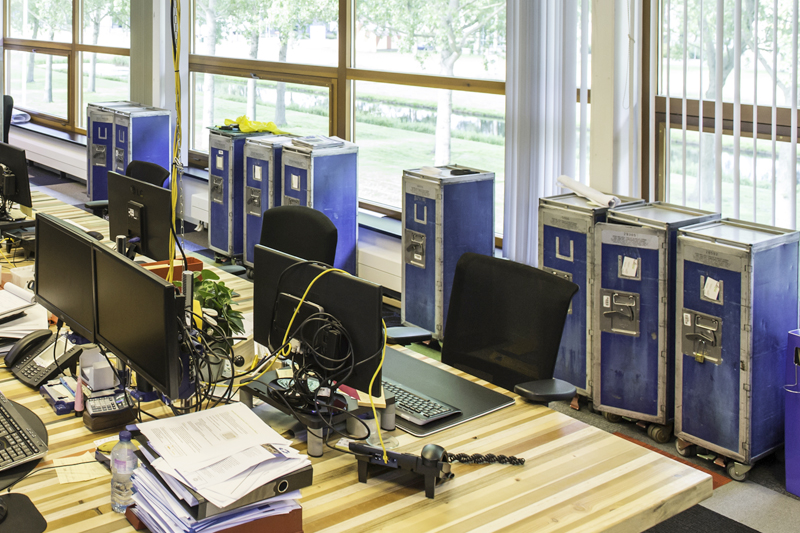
[
  {"x1": 253, "y1": 245, "x2": 384, "y2": 396},
  {"x1": 93, "y1": 242, "x2": 181, "y2": 398},
  {"x1": 34, "y1": 214, "x2": 96, "y2": 342},
  {"x1": 107, "y1": 170, "x2": 172, "y2": 261},
  {"x1": 0, "y1": 143, "x2": 32, "y2": 220}
]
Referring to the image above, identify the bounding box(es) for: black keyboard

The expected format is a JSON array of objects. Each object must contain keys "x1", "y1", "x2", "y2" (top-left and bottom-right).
[
  {"x1": 0, "y1": 392, "x2": 47, "y2": 472},
  {"x1": 382, "y1": 377, "x2": 461, "y2": 426}
]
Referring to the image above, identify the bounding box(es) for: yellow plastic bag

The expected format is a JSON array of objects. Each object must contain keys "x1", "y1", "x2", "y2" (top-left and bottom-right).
[{"x1": 223, "y1": 115, "x2": 290, "y2": 135}]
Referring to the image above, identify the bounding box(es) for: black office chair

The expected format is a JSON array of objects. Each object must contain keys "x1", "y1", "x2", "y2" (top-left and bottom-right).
[
  {"x1": 255, "y1": 205, "x2": 337, "y2": 275},
  {"x1": 3, "y1": 95, "x2": 12, "y2": 143},
  {"x1": 441, "y1": 253, "x2": 579, "y2": 404},
  {"x1": 86, "y1": 160, "x2": 170, "y2": 218}
]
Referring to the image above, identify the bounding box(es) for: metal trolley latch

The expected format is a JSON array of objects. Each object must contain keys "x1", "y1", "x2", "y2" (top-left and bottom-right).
[
  {"x1": 682, "y1": 310, "x2": 723, "y2": 365},
  {"x1": 599, "y1": 290, "x2": 640, "y2": 337}
]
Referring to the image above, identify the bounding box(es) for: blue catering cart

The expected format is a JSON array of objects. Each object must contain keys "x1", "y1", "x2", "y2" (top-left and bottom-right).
[
  {"x1": 112, "y1": 106, "x2": 171, "y2": 177},
  {"x1": 242, "y1": 135, "x2": 294, "y2": 276},
  {"x1": 593, "y1": 203, "x2": 719, "y2": 442},
  {"x1": 208, "y1": 128, "x2": 269, "y2": 262},
  {"x1": 401, "y1": 165, "x2": 495, "y2": 340},
  {"x1": 538, "y1": 193, "x2": 643, "y2": 402},
  {"x1": 281, "y1": 136, "x2": 359, "y2": 274},
  {"x1": 87, "y1": 101, "x2": 139, "y2": 201},
  {"x1": 675, "y1": 219, "x2": 799, "y2": 481}
]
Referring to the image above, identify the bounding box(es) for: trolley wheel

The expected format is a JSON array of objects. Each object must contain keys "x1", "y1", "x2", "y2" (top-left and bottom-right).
[
  {"x1": 602, "y1": 412, "x2": 622, "y2": 423},
  {"x1": 726, "y1": 461, "x2": 750, "y2": 482},
  {"x1": 246, "y1": 268, "x2": 254, "y2": 280},
  {"x1": 647, "y1": 424, "x2": 672, "y2": 444},
  {"x1": 586, "y1": 400, "x2": 598, "y2": 414},
  {"x1": 675, "y1": 440, "x2": 697, "y2": 457}
]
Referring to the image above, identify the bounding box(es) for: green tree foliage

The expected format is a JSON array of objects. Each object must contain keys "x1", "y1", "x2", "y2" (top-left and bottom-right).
[{"x1": 358, "y1": 0, "x2": 505, "y2": 164}]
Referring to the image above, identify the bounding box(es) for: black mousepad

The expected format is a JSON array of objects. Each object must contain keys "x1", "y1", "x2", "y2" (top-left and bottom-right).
[
  {"x1": 0, "y1": 401, "x2": 48, "y2": 492},
  {"x1": 383, "y1": 347, "x2": 515, "y2": 437},
  {"x1": 0, "y1": 493, "x2": 46, "y2": 533}
]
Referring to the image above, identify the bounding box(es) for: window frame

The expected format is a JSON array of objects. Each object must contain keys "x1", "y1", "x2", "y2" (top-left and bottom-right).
[{"x1": 3, "y1": 0, "x2": 131, "y2": 135}]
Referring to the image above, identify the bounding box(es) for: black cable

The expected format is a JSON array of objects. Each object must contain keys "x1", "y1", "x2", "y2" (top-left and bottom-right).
[
  {"x1": 96, "y1": 344, "x2": 133, "y2": 412},
  {"x1": 52, "y1": 321, "x2": 66, "y2": 378},
  {"x1": 170, "y1": 223, "x2": 189, "y2": 273},
  {"x1": 4, "y1": 461, "x2": 99, "y2": 493},
  {"x1": 446, "y1": 452, "x2": 525, "y2": 466}
]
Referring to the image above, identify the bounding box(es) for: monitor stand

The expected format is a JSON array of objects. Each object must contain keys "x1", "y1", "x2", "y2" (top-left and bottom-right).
[{"x1": 0, "y1": 401, "x2": 48, "y2": 532}]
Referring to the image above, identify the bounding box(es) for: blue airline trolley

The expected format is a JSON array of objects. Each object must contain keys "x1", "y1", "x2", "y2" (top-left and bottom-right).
[
  {"x1": 208, "y1": 128, "x2": 269, "y2": 261},
  {"x1": 593, "y1": 203, "x2": 719, "y2": 441},
  {"x1": 112, "y1": 106, "x2": 171, "y2": 177},
  {"x1": 401, "y1": 165, "x2": 495, "y2": 340},
  {"x1": 87, "y1": 101, "x2": 139, "y2": 201},
  {"x1": 675, "y1": 219, "x2": 799, "y2": 480},
  {"x1": 242, "y1": 135, "x2": 294, "y2": 274},
  {"x1": 538, "y1": 193, "x2": 643, "y2": 400},
  {"x1": 281, "y1": 137, "x2": 359, "y2": 274}
]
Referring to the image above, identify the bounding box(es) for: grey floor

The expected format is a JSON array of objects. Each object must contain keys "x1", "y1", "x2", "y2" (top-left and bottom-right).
[{"x1": 30, "y1": 163, "x2": 800, "y2": 532}]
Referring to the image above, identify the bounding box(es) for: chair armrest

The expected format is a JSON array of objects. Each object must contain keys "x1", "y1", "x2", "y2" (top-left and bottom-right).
[
  {"x1": 386, "y1": 326, "x2": 432, "y2": 346},
  {"x1": 514, "y1": 378, "x2": 576, "y2": 404},
  {"x1": 85, "y1": 200, "x2": 108, "y2": 218}
]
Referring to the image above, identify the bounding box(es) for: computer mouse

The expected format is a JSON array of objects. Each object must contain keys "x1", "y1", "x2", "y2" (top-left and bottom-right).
[
  {"x1": 0, "y1": 494, "x2": 7, "y2": 523},
  {"x1": 85, "y1": 230, "x2": 104, "y2": 240},
  {"x1": 421, "y1": 444, "x2": 447, "y2": 463}
]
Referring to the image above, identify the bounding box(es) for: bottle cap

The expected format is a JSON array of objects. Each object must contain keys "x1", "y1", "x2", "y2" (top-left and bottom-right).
[{"x1": 119, "y1": 430, "x2": 132, "y2": 442}]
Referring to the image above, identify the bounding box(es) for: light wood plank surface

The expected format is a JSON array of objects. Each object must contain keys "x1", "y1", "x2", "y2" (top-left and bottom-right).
[{"x1": 0, "y1": 192, "x2": 713, "y2": 532}]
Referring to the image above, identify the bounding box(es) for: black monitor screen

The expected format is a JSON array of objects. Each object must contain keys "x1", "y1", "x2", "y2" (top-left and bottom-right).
[
  {"x1": 107, "y1": 171, "x2": 173, "y2": 261},
  {"x1": 253, "y1": 245, "x2": 384, "y2": 396},
  {"x1": 94, "y1": 243, "x2": 180, "y2": 398},
  {"x1": 34, "y1": 214, "x2": 96, "y2": 342},
  {"x1": 0, "y1": 143, "x2": 32, "y2": 212}
]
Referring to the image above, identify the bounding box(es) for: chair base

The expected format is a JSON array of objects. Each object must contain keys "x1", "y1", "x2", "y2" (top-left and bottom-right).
[
  {"x1": 386, "y1": 326, "x2": 433, "y2": 346},
  {"x1": 515, "y1": 378, "x2": 576, "y2": 404}
]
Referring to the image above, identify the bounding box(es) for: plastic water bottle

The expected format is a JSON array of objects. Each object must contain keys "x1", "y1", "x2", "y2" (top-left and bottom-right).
[{"x1": 110, "y1": 430, "x2": 138, "y2": 513}]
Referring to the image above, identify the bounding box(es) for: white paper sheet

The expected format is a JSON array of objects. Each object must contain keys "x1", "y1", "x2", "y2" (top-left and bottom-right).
[{"x1": 557, "y1": 175, "x2": 621, "y2": 208}]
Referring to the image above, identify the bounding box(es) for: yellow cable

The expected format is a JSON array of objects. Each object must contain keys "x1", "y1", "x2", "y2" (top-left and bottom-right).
[
  {"x1": 367, "y1": 320, "x2": 389, "y2": 464},
  {"x1": 167, "y1": 0, "x2": 182, "y2": 283}
]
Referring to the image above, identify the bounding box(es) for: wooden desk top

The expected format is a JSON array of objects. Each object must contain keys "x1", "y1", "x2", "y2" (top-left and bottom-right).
[{"x1": 0, "y1": 192, "x2": 713, "y2": 532}]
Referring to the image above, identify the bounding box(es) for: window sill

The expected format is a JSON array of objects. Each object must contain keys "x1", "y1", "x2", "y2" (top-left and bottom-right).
[{"x1": 11, "y1": 122, "x2": 87, "y2": 147}]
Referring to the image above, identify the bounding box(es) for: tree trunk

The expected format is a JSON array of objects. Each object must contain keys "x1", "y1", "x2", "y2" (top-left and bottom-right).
[
  {"x1": 434, "y1": 52, "x2": 458, "y2": 166},
  {"x1": 246, "y1": 31, "x2": 260, "y2": 119},
  {"x1": 45, "y1": 52, "x2": 53, "y2": 103},
  {"x1": 89, "y1": 19, "x2": 101, "y2": 93},
  {"x1": 26, "y1": 19, "x2": 39, "y2": 84},
  {"x1": 202, "y1": 0, "x2": 218, "y2": 132},
  {"x1": 275, "y1": 38, "x2": 289, "y2": 126}
]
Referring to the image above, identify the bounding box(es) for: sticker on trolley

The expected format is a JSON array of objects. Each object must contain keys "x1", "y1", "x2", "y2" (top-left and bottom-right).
[
  {"x1": 621, "y1": 256, "x2": 639, "y2": 278},
  {"x1": 603, "y1": 295, "x2": 611, "y2": 308},
  {"x1": 703, "y1": 277, "x2": 720, "y2": 301},
  {"x1": 683, "y1": 313, "x2": 691, "y2": 327}
]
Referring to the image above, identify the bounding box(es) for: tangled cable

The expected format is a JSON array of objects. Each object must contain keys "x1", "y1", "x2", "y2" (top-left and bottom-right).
[{"x1": 446, "y1": 452, "x2": 525, "y2": 466}]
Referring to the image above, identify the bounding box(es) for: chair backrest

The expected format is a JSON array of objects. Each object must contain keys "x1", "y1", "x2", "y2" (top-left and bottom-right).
[
  {"x1": 3, "y1": 95, "x2": 13, "y2": 143},
  {"x1": 126, "y1": 160, "x2": 170, "y2": 188},
  {"x1": 260, "y1": 205, "x2": 337, "y2": 266},
  {"x1": 441, "y1": 253, "x2": 579, "y2": 392}
]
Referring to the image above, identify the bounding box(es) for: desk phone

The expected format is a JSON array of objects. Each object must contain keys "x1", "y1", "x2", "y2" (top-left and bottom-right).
[{"x1": 11, "y1": 334, "x2": 84, "y2": 389}]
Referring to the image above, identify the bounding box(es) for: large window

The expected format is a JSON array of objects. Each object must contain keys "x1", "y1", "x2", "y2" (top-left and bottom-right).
[
  {"x1": 4, "y1": 0, "x2": 131, "y2": 133},
  {"x1": 189, "y1": 0, "x2": 507, "y2": 231},
  {"x1": 655, "y1": 0, "x2": 800, "y2": 228}
]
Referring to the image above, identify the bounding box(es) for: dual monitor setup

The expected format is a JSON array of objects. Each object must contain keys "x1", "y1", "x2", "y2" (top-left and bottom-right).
[{"x1": 34, "y1": 212, "x2": 386, "y2": 412}]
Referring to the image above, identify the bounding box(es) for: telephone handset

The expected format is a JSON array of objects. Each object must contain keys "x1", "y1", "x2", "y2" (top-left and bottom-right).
[
  {"x1": 4, "y1": 329, "x2": 54, "y2": 368},
  {"x1": 10, "y1": 334, "x2": 84, "y2": 389}
]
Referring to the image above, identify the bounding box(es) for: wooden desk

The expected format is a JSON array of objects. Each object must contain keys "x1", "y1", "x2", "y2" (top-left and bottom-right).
[{"x1": 0, "y1": 192, "x2": 713, "y2": 531}]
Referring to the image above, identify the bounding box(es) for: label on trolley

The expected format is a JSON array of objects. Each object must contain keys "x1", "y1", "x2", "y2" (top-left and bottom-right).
[
  {"x1": 602, "y1": 230, "x2": 659, "y2": 250},
  {"x1": 683, "y1": 313, "x2": 692, "y2": 326},
  {"x1": 703, "y1": 277, "x2": 720, "y2": 301}
]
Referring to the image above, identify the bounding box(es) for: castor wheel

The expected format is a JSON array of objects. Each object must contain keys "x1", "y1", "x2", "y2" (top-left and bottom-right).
[
  {"x1": 246, "y1": 268, "x2": 254, "y2": 279},
  {"x1": 675, "y1": 440, "x2": 697, "y2": 457},
  {"x1": 602, "y1": 412, "x2": 622, "y2": 423},
  {"x1": 586, "y1": 401, "x2": 598, "y2": 414},
  {"x1": 726, "y1": 461, "x2": 751, "y2": 482},
  {"x1": 647, "y1": 424, "x2": 672, "y2": 444}
]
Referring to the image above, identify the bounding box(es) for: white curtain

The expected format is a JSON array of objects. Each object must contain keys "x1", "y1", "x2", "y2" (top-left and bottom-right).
[{"x1": 503, "y1": 1, "x2": 578, "y2": 266}]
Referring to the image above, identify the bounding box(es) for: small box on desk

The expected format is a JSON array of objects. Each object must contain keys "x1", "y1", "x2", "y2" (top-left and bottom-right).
[{"x1": 141, "y1": 256, "x2": 204, "y2": 280}]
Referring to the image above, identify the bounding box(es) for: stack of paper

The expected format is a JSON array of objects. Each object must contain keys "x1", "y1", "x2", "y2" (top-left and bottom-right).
[
  {"x1": 292, "y1": 135, "x2": 344, "y2": 151},
  {"x1": 0, "y1": 303, "x2": 49, "y2": 342},
  {"x1": 132, "y1": 402, "x2": 311, "y2": 532}
]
